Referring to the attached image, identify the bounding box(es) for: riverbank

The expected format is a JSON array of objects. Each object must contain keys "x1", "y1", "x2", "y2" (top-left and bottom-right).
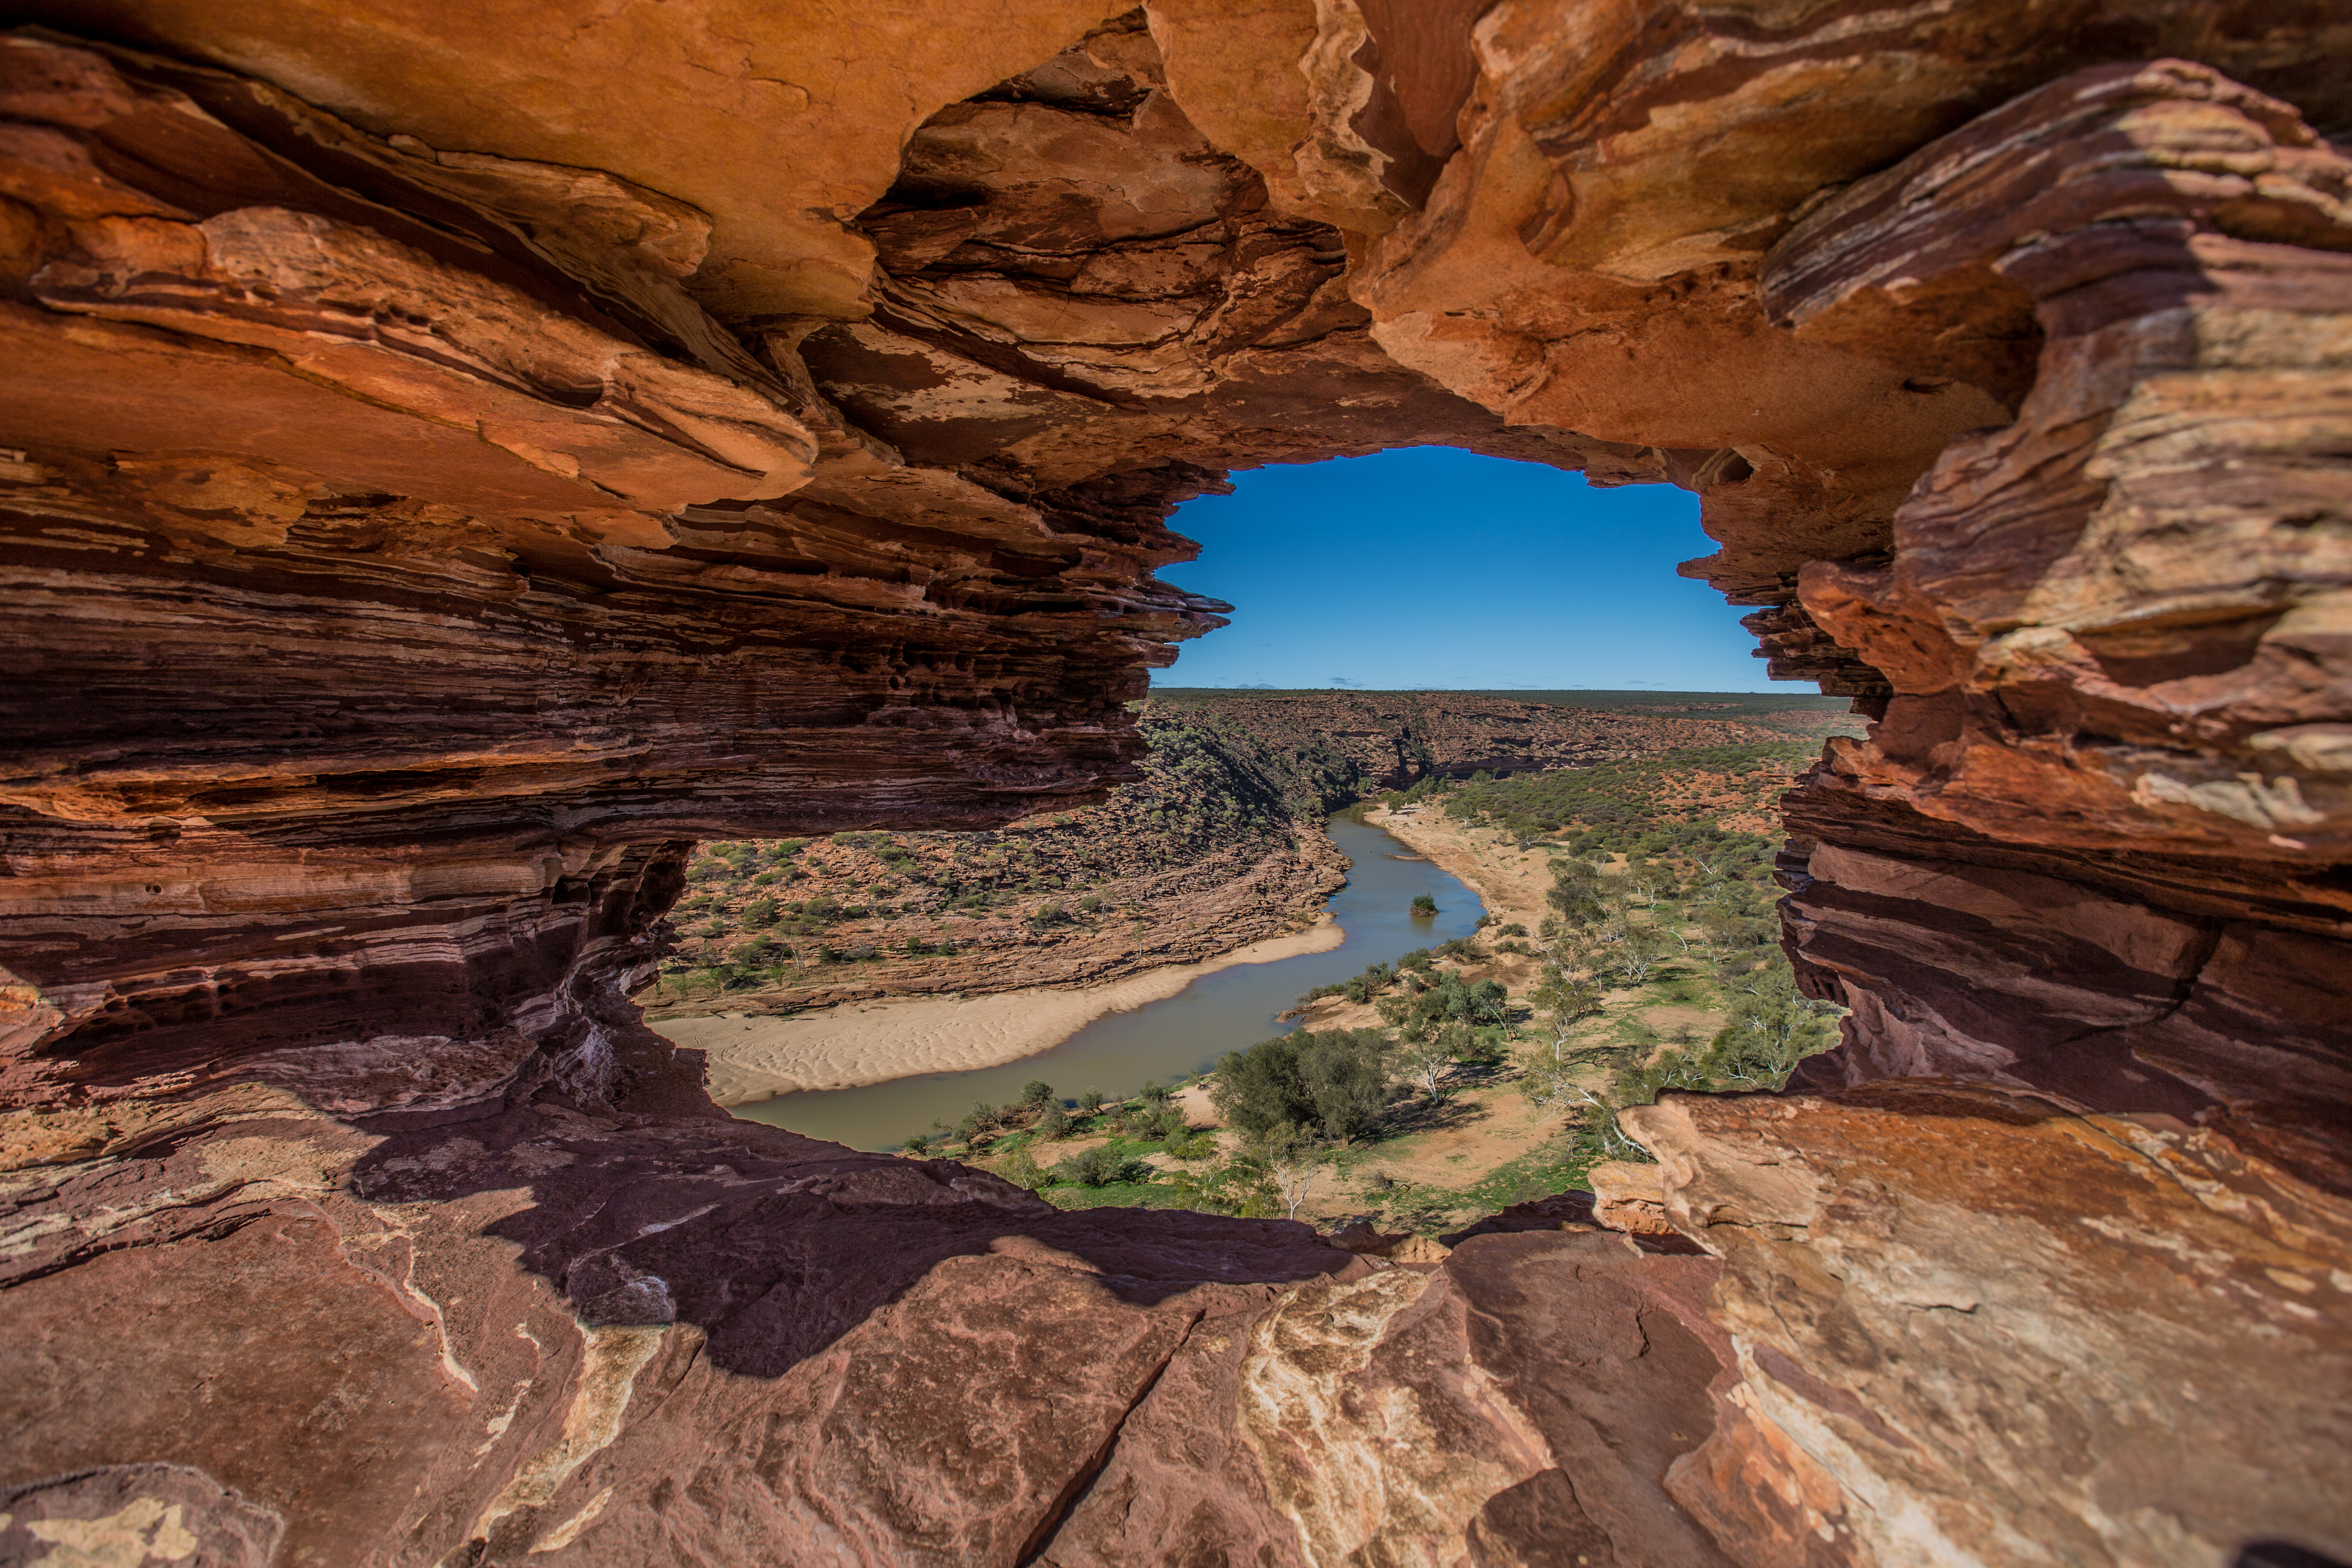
[
  {"x1": 641, "y1": 711, "x2": 1351, "y2": 1021},
  {"x1": 1364, "y1": 803, "x2": 1556, "y2": 932},
  {"x1": 668, "y1": 917, "x2": 1344, "y2": 1106},
  {"x1": 710, "y1": 815, "x2": 1487, "y2": 1151}
]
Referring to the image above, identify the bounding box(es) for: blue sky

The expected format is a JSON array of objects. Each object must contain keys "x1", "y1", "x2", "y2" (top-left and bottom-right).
[{"x1": 1151, "y1": 446, "x2": 1779, "y2": 692}]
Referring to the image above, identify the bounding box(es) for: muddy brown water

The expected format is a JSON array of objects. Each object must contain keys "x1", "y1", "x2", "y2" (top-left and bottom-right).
[{"x1": 728, "y1": 814, "x2": 1486, "y2": 1151}]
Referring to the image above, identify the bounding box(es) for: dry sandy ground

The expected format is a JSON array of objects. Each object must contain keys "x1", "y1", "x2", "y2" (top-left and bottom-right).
[
  {"x1": 1367, "y1": 804, "x2": 1556, "y2": 931},
  {"x1": 658, "y1": 918, "x2": 1343, "y2": 1105}
]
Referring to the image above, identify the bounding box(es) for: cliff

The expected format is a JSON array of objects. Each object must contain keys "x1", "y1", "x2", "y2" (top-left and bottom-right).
[
  {"x1": 642, "y1": 694, "x2": 1809, "y2": 1022},
  {"x1": 1, "y1": 7, "x2": 2346, "y2": 1567},
  {"x1": 644, "y1": 708, "x2": 1352, "y2": 1017}
]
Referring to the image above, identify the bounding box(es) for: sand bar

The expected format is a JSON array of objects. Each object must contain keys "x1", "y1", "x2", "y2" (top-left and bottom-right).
[
  {"x1": 1367, "y1": 805, "x2": 1567, "y2": 932},
  {"x1": 655, "y1": 918, "x2": 1345, "y2": 1106}
]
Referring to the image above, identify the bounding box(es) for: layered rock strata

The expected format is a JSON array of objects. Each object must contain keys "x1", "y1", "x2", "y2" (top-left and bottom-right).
[
  {"x1": 648, "y1": 710, "x2": 1355, "y2": 1019},
  {"x1": 1, "y1": 4, "x2": 2348, "y2": 1566}
]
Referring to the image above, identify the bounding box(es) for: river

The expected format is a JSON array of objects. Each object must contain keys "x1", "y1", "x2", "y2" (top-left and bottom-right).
[{"x1": 728, "y1": 813, "x2": 1486, "y2": 1151}]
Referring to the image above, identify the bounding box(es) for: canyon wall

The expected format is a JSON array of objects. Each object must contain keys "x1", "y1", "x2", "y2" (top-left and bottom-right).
[{"x1": 1, "y1": 4, "x2": 2345, "y2": 1566}]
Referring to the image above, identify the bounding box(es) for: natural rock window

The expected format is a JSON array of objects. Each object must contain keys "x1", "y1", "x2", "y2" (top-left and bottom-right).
[{"x1": 1, "y1": 10, "x2": 2345, "y2": 1568}]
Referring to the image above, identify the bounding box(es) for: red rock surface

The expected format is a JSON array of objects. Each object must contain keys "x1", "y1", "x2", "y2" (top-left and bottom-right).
[{"x1": 2, "y1": 6, "x2": 2348, "y2": 1566}]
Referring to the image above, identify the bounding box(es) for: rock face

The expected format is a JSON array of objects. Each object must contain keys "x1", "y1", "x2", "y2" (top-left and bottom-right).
[
  {"x1": 642, "y1": 708, "x2": 1354, "y2": 1020},
  {"x1": 2, "y1": 5, "x2": 2348, "y2": 1567},
  {"x1": 1625, "y1": 1084, "x2": 2352, "y2": 1568}
]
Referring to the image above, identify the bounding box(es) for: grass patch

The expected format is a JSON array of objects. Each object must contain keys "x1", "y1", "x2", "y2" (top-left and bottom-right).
[
  {"x1": 1037, "y1": 1179, "x2": 1188, "y2": 1210},
  {"x1": 1370, "y1": 1135, "x2": 1598, "y2": 1234}
]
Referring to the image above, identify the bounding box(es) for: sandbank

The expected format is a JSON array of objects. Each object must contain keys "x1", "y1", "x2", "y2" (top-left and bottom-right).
[
  {"x1": 1368, "y1": 806, "x2": 1551, "y2": 929},
  {"x1": 655, "y1": 918, "x2": 1344, "y2": 1106}
]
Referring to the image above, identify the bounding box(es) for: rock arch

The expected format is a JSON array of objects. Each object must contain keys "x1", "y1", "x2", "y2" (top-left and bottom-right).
[{"x1": 0, "y1": 7, "x2": 2345, "y2": 1564}]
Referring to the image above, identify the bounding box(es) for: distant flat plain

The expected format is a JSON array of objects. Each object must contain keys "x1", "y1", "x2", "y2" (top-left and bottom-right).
[{"x1": 1151, "y1": 687, "x2": 1855, "y2": 717}]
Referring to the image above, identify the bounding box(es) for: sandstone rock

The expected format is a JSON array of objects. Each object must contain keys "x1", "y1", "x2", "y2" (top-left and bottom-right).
[
  {"x1": 1323, "y1": 1223, "x2": 1454, "y2": 1265},
  {"x1": 1588, "y1": 1158, "x2": 1677, "y2": 1236},
  {"x1": 1323, "y1": 1218, "x2": 1404, "y2": 1254},
  {"x1": 0, "y1": 1463, "x2": 283, "y2": 1567},
  {"x1": 1766, "y1": 61, "x2": 2352, "y2": 1200},
  {"x1": 1624, "y1": 1084, "x2": 2352, "y2": 1568},
  {"x1": 0, "y1": 4, "x2": 2348, "y2": 1566}
]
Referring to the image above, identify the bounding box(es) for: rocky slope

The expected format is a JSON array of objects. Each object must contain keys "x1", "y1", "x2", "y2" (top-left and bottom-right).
[
  {"x1": 1152, "y1": 688, "x2": 1795, "y2": 787},
  {"x1": 2, "y1": 7, "x2": 2348, "y2": 1568},
  {"x1": 646, "y1": 708, "x2": 1349, "y2": 1016},
  {"x1": 645, "y1": 693, "x2": 1798, "y2": 1019}
]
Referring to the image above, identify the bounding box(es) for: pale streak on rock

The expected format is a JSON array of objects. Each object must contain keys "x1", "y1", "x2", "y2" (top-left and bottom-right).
[
  {"x1": 466, "y1": 1321, "x2": 668, "y2": 1550},
  {"x1": 1237, "y1": 1267, "x2": 1543, "y2": 1565},
  {"x1": 1625, "y1": 1086, "x2": 2352, "y2": 1568}
]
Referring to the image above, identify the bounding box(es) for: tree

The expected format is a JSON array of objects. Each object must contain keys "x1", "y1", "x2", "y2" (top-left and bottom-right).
[
  {"x1": 1052, "y1": 1145, "x2": 1150, "y2": 1187},
  {"x1": 1078, "y1": 1088, "x2": 1107, "y2": 1114},
  {"x1": 1165, "y1": 1153, "x2": 1277, "y2": 1218},
  {"x1": 1020, "y1": 1080, "x2": 1056, "y2": 1109},
  {"x1": 1208, "y1": 1029, "x2": 1394, "y2": 1142},
  {"x1": 1397, "y1": 1025, "x2": 1458, "y2": 1102},
  {"x1": 1616, "y1": 925, "x2": 1665, "y2": 985},
  {"x1": 1546, "y1": 859, "x2": 1607, "y2": 928},
  {"x1": 1259, "y1": 1123, "x2": 1325, "y2": 1220},
  {"x1": 996, "y1": 1149, "x2": 1050, "y2": 1191},
  {"x1": 1165, "y1": 1129, "x2": 1218, "y2": 1161},
  {"x1": 1530, "y1": 971, "x2": 1602, "y2": 1033},
  {"x1": 1389, "y1": 970, "x2": 1510, "y2": 1037},
  {"x1": 1704, "y1": 967, "x2": 1839, "y2": 1086},
  {"x1": 1034, "y1": 1103, "x2": 1071, "y2": 1139}
]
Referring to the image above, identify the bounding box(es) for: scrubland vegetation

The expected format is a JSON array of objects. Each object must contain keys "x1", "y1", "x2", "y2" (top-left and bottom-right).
[
  {"x1": 904, "y1": 738, "x2": 1843, "y2": 1233},
  {"x1": 645, "y1": 713, "x2": 1347, "y2": 1002}
]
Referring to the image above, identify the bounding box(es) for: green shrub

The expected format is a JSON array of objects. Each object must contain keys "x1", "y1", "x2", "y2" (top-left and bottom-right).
[
  {"x1": 1143, "y1": 1107, "x2": 1188, "y2": 1143},
  {"x1": 1053, "y1": 1145, "x2": 1151, "y2": 1187},
  {"x1": 1410, "y1": 894, "x2": 1438, "y2": 916},
  {"x1": 1208, "y1": 1028, "x2": 1394, "y2": 1142},
  {"x1": 1021, "y1": 1080, "x2": 1057, "y2": 1108},
  {"x1": 996, "y1": 1149, "x2": 1050, "y2": 1191},
  {"x1": 1393, "y1": 970, "x2": 1510, "y2": 1031}
]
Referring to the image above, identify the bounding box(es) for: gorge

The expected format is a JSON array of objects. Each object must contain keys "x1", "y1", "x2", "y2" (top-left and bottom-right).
[{"x1": 2, "y1": 5, "x2": 2348, "y2": 1567}]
